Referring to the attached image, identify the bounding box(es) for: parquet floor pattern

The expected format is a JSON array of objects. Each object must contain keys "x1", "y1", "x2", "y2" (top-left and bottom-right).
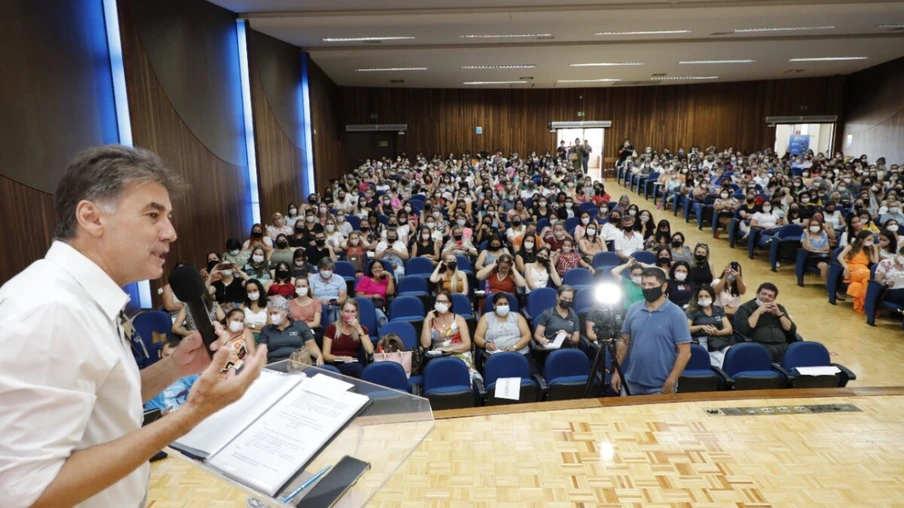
[{"x1": 149, "y1": 395, "x2": 904, "y2": 507}]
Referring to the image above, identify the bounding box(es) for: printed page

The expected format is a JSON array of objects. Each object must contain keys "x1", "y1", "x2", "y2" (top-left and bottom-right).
[
  {"x1": 495, "y1": 377, "x2": 522, "y2": 401},
  {"x1": 207, "y1": 378, "x2": 370, "y2": 496},
  {"x1": 545, "y1": 331, "x2": 568, "y2": 350},
  {"x1": 172, "y1": 369, "x2": 303, "y2": 458}
]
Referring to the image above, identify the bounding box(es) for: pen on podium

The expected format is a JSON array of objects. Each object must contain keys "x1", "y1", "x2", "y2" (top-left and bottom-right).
[{"x1": 282, "y1": 465, "x2": 332, "y2": 503}]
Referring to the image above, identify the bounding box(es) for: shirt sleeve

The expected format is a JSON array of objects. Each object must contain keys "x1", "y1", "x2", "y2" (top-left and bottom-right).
[
  {"x1": 671, "y1": 307, "x2": 693, "y2": 345},
  {"x1": 875, "y1": 259, "x2": 891, "y2": 281},
  {"x1": 257, "y1": 326, "x2": 270, "y2": 347},
  {"x1": 299, "y1": 323, "x2": 315, "y2": 342},
  {"x1": 0, "y1": 304, "x2": 106, "y2": 507},
  {"x1": 620, "y1": 304, "x2": 635, "y2": 336}
]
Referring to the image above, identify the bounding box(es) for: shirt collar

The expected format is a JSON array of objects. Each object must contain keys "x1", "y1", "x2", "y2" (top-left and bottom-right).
[{"x1": 47, "y1": 241, "x2": 130, "y2": 321}]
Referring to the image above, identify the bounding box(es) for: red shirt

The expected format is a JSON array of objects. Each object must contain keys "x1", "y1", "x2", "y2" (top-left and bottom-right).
[{"x1": 325, "y1": 323, "x2": 370, "y2": 359}]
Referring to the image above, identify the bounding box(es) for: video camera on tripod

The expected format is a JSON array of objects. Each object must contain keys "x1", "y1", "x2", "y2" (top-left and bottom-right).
[{"x1": 582, "y1": 281, "x2": 630, "y2": 397}]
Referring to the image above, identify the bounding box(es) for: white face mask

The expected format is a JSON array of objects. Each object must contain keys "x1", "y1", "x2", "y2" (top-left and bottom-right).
[
  {"x1": 252, "y1": 255, "x2": 264, "y2": 263},
  {"x1": 426, "y1": 222, "x2": 435, "y2": 229},
  {"x1": 270, "y1": 314, "x2": 283, "y2": 326},
  {"x1": 435, "y1": 302, "x2": 449, "y2": 314},
  {"x1": 320, "y1": 270, "x2": 332, "y2": 278},
  {"x1": 247, "y1": 292, "x2": 260, "y2": 301},
  {"x1": 295, "y1": 287, "x2": 308, "y2": 297},
  {"x1": 755, "y1": 298, "x2": 767, "y2": 307},
  {"x1": 229, "y1": 249, "x2": 240, "y2": 256},
  {"x1": 810, "y1": 225, "x2": 821, "y2": 233},
  {"x1": 524, "y1": 241, "x2": 535, "y2": 249},
  {"x1": 630, "y1": 275, "x2": 642, "y2": 285},
  {"x1": 586, "y1": 228, "x2": 596, "y2": 236},
  {"x1": 326, "y1": 224, "x2": 335, "y2": 232},
  {"x1": 221, "y1": 269, "x2": 233, "y2": 277},
  {"x1": 495, "y1": 305, "x2": 510, "y2": 316},
  {"x1": 721, "y1": 193, "x2": 729, "y2": 199},
  {"x1": 888, "y1": 225, "x2": 900, "y2": 232},
  {"x1": 698, "y1": 298, "x2": 712, "y2": 307},
  {"x1": 228, "y1": 321, "x2": 244, "y2": 333},
  {"x1": 762, "y1": 206, "x2": 772, "y2": 213},
  {"x1": 674, "y1": 271, "x2": 687, "y2": 282},
  {"x1": 306, "y1": 216, "x2": 316, "y2": 223},
  {"x1": 581, "y1": 217, "x2": 590, "y2": 225},
  {"x1": 628, "y1": 209, "x2": 637, "y2": 216}
]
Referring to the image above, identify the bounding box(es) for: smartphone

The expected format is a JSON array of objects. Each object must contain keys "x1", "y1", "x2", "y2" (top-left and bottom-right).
[
  {"x1": 215, "y1": 262, "x2": 234, "y2": 271},
  {"x1": 730, "y1": 261, "x2": 740, "y2": 271},
  {"x1": 298, "y1": 456, "x2": 371, "y2": 508}
]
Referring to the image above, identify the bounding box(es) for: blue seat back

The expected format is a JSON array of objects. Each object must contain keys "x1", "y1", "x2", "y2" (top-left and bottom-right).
[
  {"x1": 564, "y1": 217, "x2": 581, "y2": 234},
  {"x1": 334, "y1": 261, "x2": 356, "y2": 280},
  {"x1": 630, "y1": 251, "x2": 655, "y2": 265},
  {"x1": 405, "y1": 257, "x2": 434, "y2": 277},
  {"x1": 722, "y1": 343, "x2": 772, "y2": 377},
  {"x1": 782, "y1": 341, "x2": 830, "y2": 370},
  {"x1": 133, "y1": 311, "x2": 172, "y2": 347},
  {"x1": 361, "y1": 362, "x2": 409, "y2": 391},
  {"x1": 545, "y1": 349, "x2": 590, "y2": 382},
  {"x1": 777, "y1": 224, "x2": 804, "y2": 240},
  {"x1": 537, "y1": 218, "x2": 549, "y2": 232},
  {"x1": 378, "y1": 321, "x2": 418, "y2": 350},
  {"x1": 484, "y1": 352, "x2": 531, "y2": 387},
  {"x1": 687, "y1": 344, "x2": 712, "y2": 370},
  {"x1": 592, "y1": 252, "x2": 621, "y2": 269},
  {"x1": 578, "y1": 202, "x2": 596, "y2": 214},
  {"x1": 397, "y1": 275, "x2": 429, "y2": 294},
  {"x1": 573, "y1": 288, "x2": 596, "y2": 314},
  {"x1": 353, "y1": 297, "x2": 378, "y2": 336},
  {"x1": 526, "y1": 287, "x2": 557, "y2": 317},
  {"x1": 450, "y1": 293, "x2": 473, "y2": 317},
  {"x1": 423, "y1": 357, "x2": 471, "y2": 392},
  {"x1": 482, "y1": 292, "x2": 519, "y2": 315},
  {"x1": 346, "y1": 215, "x2": 361, "y2": 230},
  {"x1": 389, "y1": 295, "x2": 426, "y2": 320},
  {"x1": 563, "y1": 268, "x2": 593, "y2": 287},
  {"x1": 455, "y1": 255, "x2": 473, "y2": 273}
]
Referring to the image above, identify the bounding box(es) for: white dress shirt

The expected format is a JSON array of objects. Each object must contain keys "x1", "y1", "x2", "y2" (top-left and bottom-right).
[
  {"x1": 0, "y1": 241, "x2": 147, "y2": 507},
  {"x1": 614, "y1": 231, "x2": 645, "y2": 257}
]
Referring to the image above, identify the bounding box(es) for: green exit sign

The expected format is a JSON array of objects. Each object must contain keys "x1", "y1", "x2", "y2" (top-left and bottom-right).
[
  {"x1": 378, "y1": 141, "x2": 389, "y2": 147},
  {"x1": 577, "y1": 111, "x2": 585, "y2": 117}
]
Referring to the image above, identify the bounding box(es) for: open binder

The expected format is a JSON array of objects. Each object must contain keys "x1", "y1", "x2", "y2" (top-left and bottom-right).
[{"x1": 172, "y1": 370, "x2": 372, "y2": 496}]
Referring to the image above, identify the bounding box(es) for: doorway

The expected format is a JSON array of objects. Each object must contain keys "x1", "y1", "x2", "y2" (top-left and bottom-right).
[
  {"x1": 345, "y1": 131, "x2": 397, "y2": 170},
  {"x1": 774, "y1": 123, "x2": 835, "y2": 156},
  {"x1": 556, "y1": 128, "x2": 605, "y2": 179}
]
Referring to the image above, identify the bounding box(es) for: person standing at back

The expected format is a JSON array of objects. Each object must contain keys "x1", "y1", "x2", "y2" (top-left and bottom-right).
[
  {"x1": 0, "y1": 145, "x2": 266, "y2": 507},
  {"x1": 612, "y1": 268, "x2": 692, "y2": 395}
]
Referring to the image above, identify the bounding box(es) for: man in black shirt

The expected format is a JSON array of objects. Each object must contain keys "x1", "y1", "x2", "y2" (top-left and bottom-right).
[
  {"x1": 734, "y1": 283, "x2": 797, "y2": 362},
  {"x1": 305, "y1": 231, "x2": 335, "y2": 267},
  {"x1": 556, "y1": 141, "x2": 567, "y2": 161}
]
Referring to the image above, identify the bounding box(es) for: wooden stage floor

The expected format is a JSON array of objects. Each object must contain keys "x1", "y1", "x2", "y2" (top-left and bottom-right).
[{"x1": 148, "y1": 388, "x2": 904, "y2": 508}]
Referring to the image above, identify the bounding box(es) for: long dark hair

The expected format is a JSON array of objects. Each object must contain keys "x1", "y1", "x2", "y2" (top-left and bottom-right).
[
  {"x1": 654, "y1": 219, "x2": 672, "y2": 245},
  {"x1": 243, "y1": 279, "x2": 269, "y2": 308},
  {"x1": 688, "y1": 284, "x2": 717, "y2": 314},
  {"x1": 846, "y1": 230, "x2": 874, "y2": 259}
]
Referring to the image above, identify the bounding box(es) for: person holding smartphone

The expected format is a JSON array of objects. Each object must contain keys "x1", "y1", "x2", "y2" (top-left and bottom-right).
[
  {"x1": 429, "y1": 251, "x2": 469, "y2": 295},
  {"x1": 733, "y1": 282, "x2": 797, "y2": 362}
]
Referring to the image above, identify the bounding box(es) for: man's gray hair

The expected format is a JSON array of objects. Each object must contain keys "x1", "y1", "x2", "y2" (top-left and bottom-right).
[
  {"x1": 53, "y1": 145, "x2": 186, "y2": 240},
  {"x1": 267, "y1": 296, "x2": 290, "y2": 313}
]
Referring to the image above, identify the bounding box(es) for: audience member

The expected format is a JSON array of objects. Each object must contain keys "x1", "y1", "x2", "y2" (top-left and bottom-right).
[
  {"x1": 534, "y1": 285, "x2": 580, "y2": 349},
  {"x1": 474, "y1": 293, "x2": 536, "y2": 372},
  {"x1": 734, "y1": 283, "x2": 797, "y2": 361},
  {"x1": 309, "y1": 258, "x2": 348, "y2": 326},
  {"x1": 288, "y1": 277, "x2": 322, "y2": 331},
  {"x1": 322, "y1": 300, "x2": 373, "y2": 378},
  {"x1": 422, "y1": 291, "x2": 479, "y2": 379},
  {"x1": 258, "y1": 296, "x2": 322, "y2": 364},
  {"x1": 686, "y1": 285, "x2": 733, "y2": 367}
]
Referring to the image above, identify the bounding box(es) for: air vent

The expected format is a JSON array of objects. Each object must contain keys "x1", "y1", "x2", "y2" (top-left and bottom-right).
[
  {"x1": 346, "y1": 124, "x2": 408, "y2": 132},
  {"x1": 362, "y1": 40, "x2": 382, "y2": 44},
  {"x1": 389, "y1": 79, "x2": 405, "y2": 84},
  {"x1": 651, "y1": 73, "x2": 667, "y2": 77},
  {"x1": 536, "y1": 35, "x2": 554, "y2": 40},
  {"x1": 613, "y1": 81, "x2": 662, "y2": 86},
  {"x1": 784, "y1": 69, "x2": 806, "y2": 74},
  {"x1": 891, "y1": 27, "x2": 904, "y2": 31},
  {"x1": 519, "y1": 76, "x2": 534, "y2": 80},
  {"x1": 710, "y1": 31, "x2": 732, "y2": 36}
]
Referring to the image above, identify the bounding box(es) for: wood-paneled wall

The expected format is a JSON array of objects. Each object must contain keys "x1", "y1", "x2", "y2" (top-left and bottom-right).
[
  {"x1": 341, "y1": 77, "x2": 846, "y2": 162},
  {"x1": 841, "y1": 57, "x2": 904, "y2": 163},
  {"x1": 248, "y1": 28, "x2": 306, "y2": 219},
  {"x1": 308, "y1": 57, "x2": 344, "y2": 190},
  {"x1": 119, "y1": 0, "x2": 251, "y2": 301}
]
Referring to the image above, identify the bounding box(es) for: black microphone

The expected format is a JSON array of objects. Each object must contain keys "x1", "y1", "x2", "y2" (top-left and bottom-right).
[{"x1": 169, "y1": 264, "x2": 218, "y2": 357}]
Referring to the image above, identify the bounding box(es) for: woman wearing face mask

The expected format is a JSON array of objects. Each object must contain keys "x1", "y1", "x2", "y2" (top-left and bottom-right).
[
  {"x1": 667, "y1": 261, "x2": 696, "y2": 307},
  {"x1": 713, "y1": 188, "x2": 739, "y2": 237},
  {"x1": 525, "y1": 247, "x2": 563, "y2": 294},
  {"x1": 172, "y1": 287, "x2": 225, "y2": 338},
  {"x1": 873, "y1": 246, "x2": 904, "y2": 307},
  {"x1": 267, "y1": 212, "x2": 293, "y2": 241},
  {"x1": 476, "y1": 234, "x2": 511, "y2": 271},
  {"x1": 430, "y1": 251, "x2": 469, "y2": 295},
  {"x1": 802, "y1": 219, "x2": 832, "y2": 283},
  {"x1": 514, "y1": 234, "x2": 538, "y2": 274},
  {"x1": 242, "y1": 223, "x2": 274, "y2": 253},
  {"x1": 222, "y1": 237, "x2": 250, "y2": 268},
  {"x1": 839, "y1": 230, "x2": 880, "y2": 313},
  {"x1": 877, "y1": 230, "x2": 897, "y2": 261},
  {"x1": 266, "y1": 261, "x2": 295, "y2": 298},
  {"x1": 667, "y1": 233, "x2": 691, "y2": 265},
  {"x1": 223, "y1": 308, "x2": 257, "y2": 372},
  {"x1": 601, "y1": 211, "x2": 623, "y2": 242},
  {"x1": 712, "y1": 263, "x2": 747, "y2": 317},
  {"x1": 323, "y1": 217, "x2": 344, "y2": 249},
  {"x1": 686, "y1": 285, "x2": 733, "y2": 367},
  {"x1": 290, "y1": 249, "x2": 313, "y2": 279},
  {"x1": 635, "y1": 210, "x2": 655, "y2": 240},
  {"x1": 240, "y1": 279, "x2": 269, "y2": 334},
  {"x1": 553, "y1": 238, "x2": 595, "y2": 277},
  {"x1": 288, "y1": 277, "x2": 321, "y2": 331},
  {"x1": 652, "y1": 220, "x2": 672, "y2": 249},
  {"x1": 654, "y1": 246, "x2": 673, "y2": 271},
  {"x1": 286, "y1": 203, "x2": 301, "y2": 227},
  {"x1": 532, "y1": 197, "x2": 552, "y2": 223},
  {"x1": 421, "y1": 291, "x2": 480, "y2": 380},
  {"x1": 578, "y1": 222, "x2": 607, "y2": 259},
  {"x1": 243, "y1": 247, "x2": 272, "y2": 283},
  {"x1": 477, "y1": 254, "x2": 527, "y2": 300},
  {"x1": 474, "y1": 293, "x2": 536, "y2": 370},
  {"x1": 397, "y1": 209, "x2": 415, "y2": 239},
  {"x1": 410, "y1": 225, "x2": 440, "y2": 263},
  {"x1": 690, "y1": 243, "x2": 715, "y2": 286},
  {"x1": 259, "y1": 296, "x2": 322, "y2": 365},
  {"x1": 268, "y1": 233, "x2": 296, "y2": 267}
]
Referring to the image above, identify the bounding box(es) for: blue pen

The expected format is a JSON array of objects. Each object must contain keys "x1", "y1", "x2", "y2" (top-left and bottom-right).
[{"x1": 282, "y1": 465, "x2": 332, "y2": 503}]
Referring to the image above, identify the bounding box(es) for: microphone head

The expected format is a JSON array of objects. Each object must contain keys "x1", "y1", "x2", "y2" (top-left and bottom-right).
[{"x1": 170, "y1": 264, "x2": 208, "y2": 302}]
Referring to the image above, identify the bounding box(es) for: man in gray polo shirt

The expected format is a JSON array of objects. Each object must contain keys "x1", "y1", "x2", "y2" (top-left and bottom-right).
[{"x1": 612, "y1": 268, "x2": 692, "y2": 395}]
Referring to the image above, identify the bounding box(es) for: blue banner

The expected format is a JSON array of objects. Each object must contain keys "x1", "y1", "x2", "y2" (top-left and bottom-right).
[{"x1": 789, "y1": 134, "x2": 810, "y2": 156}]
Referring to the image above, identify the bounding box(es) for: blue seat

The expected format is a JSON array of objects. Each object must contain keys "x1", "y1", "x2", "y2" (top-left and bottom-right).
[
  {"x1": 378, "y1": 214, "x2": 389, "y2": 226},
  {"x1": 781, "y1": 341, "x2": 856, "y2": 388},
  {"x1": 794, "y1": 248, "x2": 826, "y2": 286},
  {"x1": 525, "y1": 287, "x2": 557, "y2": 321},
  {"x1": 544, "y1": 349, "x2": 592, "y2": 401},
  {"x1": 378, "y1": 321, "x2": 418, "y2": 350},
  {"x1": 405, "y1": 257, "x2": 435, "y2": 277},
  {"x1": 573, "y1": 287, "x2": 596, "y2": 315},
  {"x1": 423, "y1": 358, "x2": 476, "y2": 409},
  {"x1": 721, "y1": 343, "x2": 787, "y2": 390},
  {"x1": 389, "y1": 295, "x2": 426, "y2": 323},
  {"x1": 455, "y1": 255, "x2": 474, "y2": 275},
  {"x1": 718, "y1": 209, "x2": 741, "y2": 240},
  {"x1": 826, "y1": 246, "x2": 847, "y2": 304},
  {"x1": 592, "y1": 252, "x2": 622, "y2": 271},
  {"x1": 630, "y1": 251, "x2": 655, "y2": 265},
  {"x1": 353, "y1": 297, "x2": 380, "y2": 342},
  {"x1": 346, "y1": 215, "x2": 360, "y2": 231},
  {"x1": 482, "y1": 292, "x2": 519, "y2": 315},
  {"x1": 361, "y1": 362, "x2": 410, "y2": 392},
  {"x1": 132, "y1": 310, "x2": 172, "y2": 358},
  {"x1": 865, "y1": 279, "x2": 904, "y2": 325},
  {"x1": 397, "y1": 275, "x2": 430, "y2": 297},
  {"x1": 334, "y1": 261, "x2": 357, "y2": 281},
  {"x1": 536, "y1": 218, "x2": 549, "y2": 233},
  {"x1": 564, "y1": 217, "x2": 581, "y2": 235},
  {"x1": 563, "y1": 268, "x2": 593, "y2": 291},
  {"x1": 642, "y1": 172, "x2": 660, "y2": 199},
  {"x1": 451, "y1": 293, "x2": 474, "y2": 318},
  {"x1": 694, "y1": 195, "x2": 717, "y2": 230},
  {"x1": 767, "y1": 224, "x2": 803, "y2": 272},
  {"x1": 318, "y1": 364, "x2": 341, "y2": 374},
  {"x1": 677, "y1": 344, "x2": 726, "y2": 393},
  {"x1": 578, "y1": 202, "x2": 596, "y2": 214},
  {"x1": 483, "y1": 352, "x2": 539, "y2": 405}
]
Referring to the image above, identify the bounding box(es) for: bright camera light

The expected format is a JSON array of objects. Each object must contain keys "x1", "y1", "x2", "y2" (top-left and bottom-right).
[{"x1": 595, "y1": 282, "x2": 622, "y2": 306}]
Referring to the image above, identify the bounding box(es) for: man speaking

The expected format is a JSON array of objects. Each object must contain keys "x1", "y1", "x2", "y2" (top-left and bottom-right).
[{"x1": 0, "y1": 146, "x2": 268, "y2": 507}]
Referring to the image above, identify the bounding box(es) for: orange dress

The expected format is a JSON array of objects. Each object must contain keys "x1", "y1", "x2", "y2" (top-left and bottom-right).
[{"x1": 844, "y1": 251, "x2": 871, "y2": 314}]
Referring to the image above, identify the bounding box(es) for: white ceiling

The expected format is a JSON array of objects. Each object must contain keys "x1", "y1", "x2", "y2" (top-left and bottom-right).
[{"x1": 210, "y1": 0, "x2": 904, "y2": 88}]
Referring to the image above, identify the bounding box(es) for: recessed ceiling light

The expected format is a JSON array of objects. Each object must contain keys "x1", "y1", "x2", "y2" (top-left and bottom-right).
[
  {"x1": 322, "y1": 36, "x2": 415, "y2": 42},
  {"x1": 460, "y1": 34, "x2": 552, "y2": 39},
  {"x1": 569, "y1": 62, "x2": 646, "y2": 67},
  {"x1": 463, "y1": 80, "x2": 528, "y2": 85},
  {"x1": 734, "y1": 26, "x2": 834, "y2": 32},
  {"x1": 877, "y1": 24, "x2": 904, "y2": 28},
  {"x1": 788, "y1": 57, "x2": 869, "y2": 62},
  {"x1": 355, "y1": 67, "x2": 427, "y2": 72},
  {"x1": 557, "y1": 78, "x2": 622, "y2": 83},
  {"x1": 461, "y1": 64, "x2": 536, "y2": 70},
  {"x1": 658, "y1": 76, "x2": 719, "y2": 80},
  {"x1": 595, "y1": 30, "x2": 690, "y2": 36},
  {"x1": 679, "y1": 59, "x2": 755, "y2": 64}
]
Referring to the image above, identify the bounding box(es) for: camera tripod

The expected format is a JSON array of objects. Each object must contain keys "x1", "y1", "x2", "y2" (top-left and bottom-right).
[{"x1": 582, "y1": 311, "x2": 630, "y2": 397}]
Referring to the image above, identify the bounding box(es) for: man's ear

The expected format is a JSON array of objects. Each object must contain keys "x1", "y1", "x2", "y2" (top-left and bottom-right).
[{"x1": 75, "y1": 200, "x2": 106, "y2": 238}]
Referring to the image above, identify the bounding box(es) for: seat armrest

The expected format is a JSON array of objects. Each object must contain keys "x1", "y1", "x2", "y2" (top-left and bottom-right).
[
  {"x1": 771, "y1": 362, "x2": 792, "y2": 383},
  {"x1": 712, "y1": 366, "x2": 734, "y2": 388},
  {"x1": 472, "y1": 377, "x2": 486, "y2": 406},
  {"x1": 531, "y1": 372, "x2": 549, "y2": 395},
  {"x1": 832, "y1": 363, "x2": 857, "y2": 383}
]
